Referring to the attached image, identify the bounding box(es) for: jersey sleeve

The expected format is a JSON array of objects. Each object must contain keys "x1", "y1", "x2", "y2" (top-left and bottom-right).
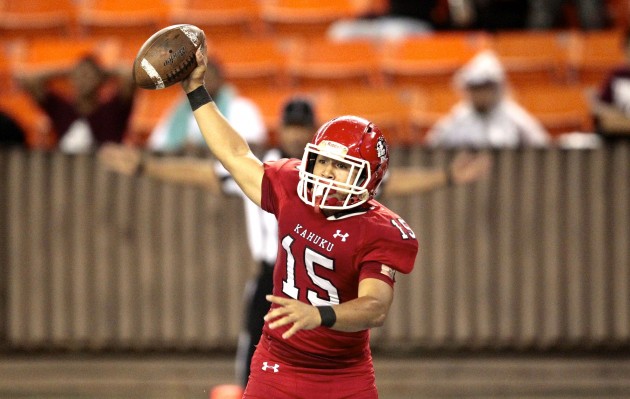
[
  {"x1": 359, "y1": 261, "x2": 396, "y2": 287},
  {"x1": 358, "y1": 210, "x2": 419, "y2": 275},
  {"x1": 260, "y1": 158, "x2": 295, "y2": 217}
]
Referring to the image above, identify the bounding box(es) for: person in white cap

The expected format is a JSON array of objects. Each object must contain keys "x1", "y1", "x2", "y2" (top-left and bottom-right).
[{"x1": 425, "y1": 50, "x2": 550, "y2": 148}]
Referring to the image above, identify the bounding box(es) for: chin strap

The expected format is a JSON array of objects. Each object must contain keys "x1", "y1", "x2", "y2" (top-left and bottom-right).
[{"x1": 314, "y1": 194, "x2": 340, "y2": 213}]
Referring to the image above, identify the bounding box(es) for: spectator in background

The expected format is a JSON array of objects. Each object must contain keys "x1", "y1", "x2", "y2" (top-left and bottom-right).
[
  {"x1": 528, "y1": 0, "x2": 608, "y2": 30},
  {"x1": 147, "y1": 58, "x2": 266, "y2": 154},
  {"x1": 0, "y1": 111, "x2": 27, "y2": 147},
  {"x1": 590, "y1": 30, "x2": 630, "y2": 143},
  {"x1": 18, "y1": 55, "x2": 135, "y2": 153},
  {"x1": 426, "y1": 50, "x2": 551, "y2": 148}
]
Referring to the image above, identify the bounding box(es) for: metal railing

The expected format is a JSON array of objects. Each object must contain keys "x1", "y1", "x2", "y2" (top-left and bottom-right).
[{"x1": 1, "y1": 145, "x2": 629, "y2": 352}]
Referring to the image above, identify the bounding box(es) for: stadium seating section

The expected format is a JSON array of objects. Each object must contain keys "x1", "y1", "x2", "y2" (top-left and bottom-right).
[{"x1": 0, "y1": 0, "x2": 627, "y2": 147}]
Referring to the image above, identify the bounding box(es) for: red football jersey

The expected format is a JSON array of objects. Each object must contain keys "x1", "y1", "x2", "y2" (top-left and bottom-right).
[{"x1": 260, "y1": 158, "x2": 418, "y2": 368}]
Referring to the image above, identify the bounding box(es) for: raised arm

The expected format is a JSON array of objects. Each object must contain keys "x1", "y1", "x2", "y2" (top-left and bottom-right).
[
  {"x1": 180, "y1": 47, "x2": 264, "y2": 206},
  {"x1": 17, "y1": 67, "x2": 69, "y2": 103}
]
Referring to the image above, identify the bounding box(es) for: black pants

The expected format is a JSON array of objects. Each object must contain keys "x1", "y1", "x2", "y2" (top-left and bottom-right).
[{"x1": 236, "y1": 261, "x2": 274, "y2": 387}]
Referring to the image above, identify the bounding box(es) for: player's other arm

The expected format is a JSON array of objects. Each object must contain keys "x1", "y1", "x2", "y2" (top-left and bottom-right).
[
  {"x1": 180, "y1": 48, "x2": 263, "y2": 206},
  {"x1": 16, "y1": 68, "x2": 65, "y2": 103},
  {"x1": 328, "y1": 278, "x2": 394, "y2": 331},
  {"x1": 265, "y1": 278, "x2": 394, "y2": 338}
]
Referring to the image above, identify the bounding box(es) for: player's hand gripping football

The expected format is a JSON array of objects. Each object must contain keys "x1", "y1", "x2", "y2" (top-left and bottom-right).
[
  {"x1": 181, "y1": 41, "x2": 208, "y2": 94},
  {"x1": 265, "y1": 295, "x2": 324, "y2": 339}
]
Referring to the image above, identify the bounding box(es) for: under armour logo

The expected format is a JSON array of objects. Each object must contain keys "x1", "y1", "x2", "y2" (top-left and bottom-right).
[
  {"x1": 262, "y1": 362, "x2": 279, "y2": 373},
  {"x1": 333, "y1": 230, "x2": 349, "y2": 242}
]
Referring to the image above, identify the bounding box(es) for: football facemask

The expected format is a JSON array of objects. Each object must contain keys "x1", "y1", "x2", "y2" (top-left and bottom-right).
[
  {"x1": 296, "y1": 115, "x2": 389, "y2": 212},
  {"x1": 297, "y1": 141, "x2": 371, "y2": 211}
]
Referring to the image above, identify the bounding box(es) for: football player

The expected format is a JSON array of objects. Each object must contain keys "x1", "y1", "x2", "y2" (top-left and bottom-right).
[
  {"x1": 183, "y1": 45, "x2": 418, "y2": 398},
  {"x1": 98, "y1": 96, "x2": 491, "y2": 390}
]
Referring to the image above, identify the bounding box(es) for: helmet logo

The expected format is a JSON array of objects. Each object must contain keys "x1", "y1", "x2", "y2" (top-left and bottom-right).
[
  {"x1": 317, "y1": 140, "x2": 348, "y2": 157},
  {"x1": 376, "y1": 137, "x2": 387, "y2": 162}
]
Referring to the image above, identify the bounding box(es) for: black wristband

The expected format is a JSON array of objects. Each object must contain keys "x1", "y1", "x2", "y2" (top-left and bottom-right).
[
  {"x1": 317, "y1": 306, "x2": 336, "y2": 328},
  {"x1": 187, "y1": 85, "x2": 213, "y2": 111}
]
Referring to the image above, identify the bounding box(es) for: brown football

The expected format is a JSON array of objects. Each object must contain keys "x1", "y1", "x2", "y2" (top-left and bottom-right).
[{"x1": 133, "y1": 24, "x2": 205, "y2": 90}]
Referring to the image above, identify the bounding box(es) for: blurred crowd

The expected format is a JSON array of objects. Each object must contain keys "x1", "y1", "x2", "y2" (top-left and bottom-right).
[{"x1": 1, "y1": 0, "x2": 629, "y2": 151}]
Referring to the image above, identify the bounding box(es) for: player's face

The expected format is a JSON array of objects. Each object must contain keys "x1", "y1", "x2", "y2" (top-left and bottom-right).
[{"x1": 313, "y1": 154, "x2": 359, "y2": 189}]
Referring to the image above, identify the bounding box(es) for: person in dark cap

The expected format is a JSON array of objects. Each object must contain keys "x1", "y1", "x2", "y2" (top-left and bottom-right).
[
  {"x1": 283, "y1": 97, "x2": 315, "y2": 125},
  {"x1": 275, "y1": 97, "x2": 316, "y2": 157}
]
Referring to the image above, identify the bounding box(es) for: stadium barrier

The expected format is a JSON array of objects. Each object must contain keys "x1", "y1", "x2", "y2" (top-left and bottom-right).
[{"x1": 0, "y1": 145, "x2": 629, "y2": 352}]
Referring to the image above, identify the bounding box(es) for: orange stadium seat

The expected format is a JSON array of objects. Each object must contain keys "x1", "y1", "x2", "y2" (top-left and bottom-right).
[
  {"x1": 381, "y1": 33, "x2": 488, "y2": 89},
  {"x1": 286, "y1": 38, "x2": 382, "y2": 90},
  {"x1": 11, "y1": 37, "x2": 119, "y2": 76},
  {"x1": 513, "y1": 84, "x2": 592, "y2": 137},
  {"x1": 567, "y1": 29, "x2": 626, "y2": 87},
  {"x1": 77, "y1": 0, "x2": 169, "y2": 40},
  {"x1": 208, "y1": 38, "x2": 290, "y2": 91},
  {"x1": 0, "y1": 0, "x2": 77, "y2": 39},
  {"x1": 490, "y1": 31, "x2": 570, "y2": 85},
  {"x1": 168, "y1": 0, "x2": 261, "y2": 40},
  {"x1": 0, "y1": 54, "x2": 10, "y2": 93},
  {"x1": 10, "y1": 37, "x2": 119, "y2": 100},
  {"x1": 0, "y1": 39, "x2": 19, "y2": 93},
  {"x1": 318, "y1": 87, "x2": 413, "y2": 146},
  {"x1": 259, "y1": 0, "x2": 358, "y2": 40},
  {"x1": 114, "y1": 34, "x2": 150, "y2": 69}
]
